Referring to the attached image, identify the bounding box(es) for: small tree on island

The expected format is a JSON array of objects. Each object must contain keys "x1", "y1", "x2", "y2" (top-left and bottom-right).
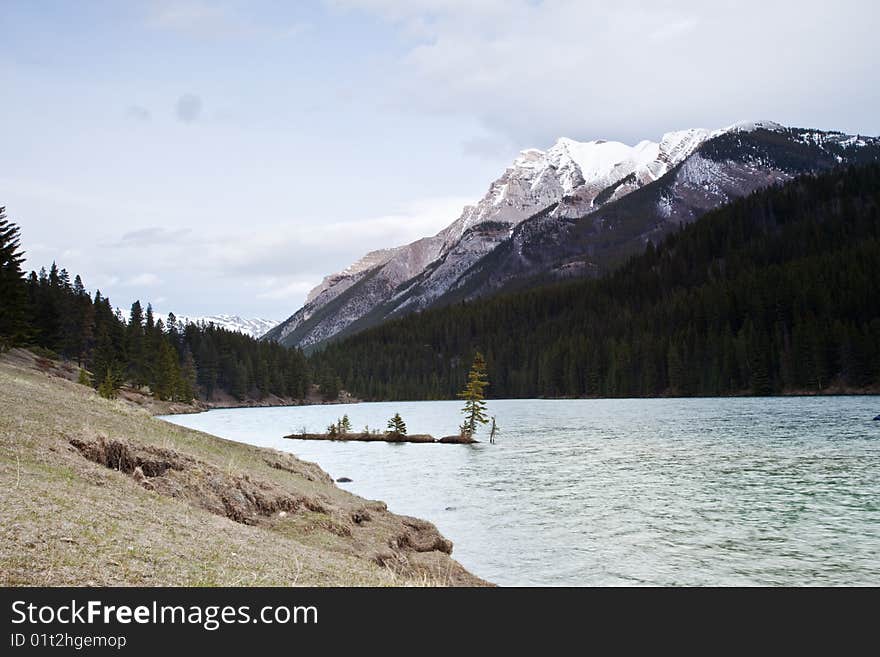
[
  {"x1": 386, "y1": 413, "x2": 407, "y2": 438},
  {"x1": 458, "y1": 351, "x2": 489, "y2": 438},
  {"x1": 339, "y1": 414, "x2": 352, "y2": 434}
]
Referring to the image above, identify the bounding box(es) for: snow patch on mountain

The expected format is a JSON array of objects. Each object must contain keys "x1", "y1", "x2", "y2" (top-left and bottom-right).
[
  {"x1": 724, "y1": 120, "x2": 785, "y2": 134},
  {"x1": 175, "y1": 315, "x2": 279, "y2": 338},
  {"x1": 551, "y1": 128, "x2": 714, "y2": 219}
]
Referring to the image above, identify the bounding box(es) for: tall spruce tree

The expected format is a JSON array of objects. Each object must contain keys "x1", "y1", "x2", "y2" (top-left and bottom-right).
[
  {"x1": 178, "y1": 346, "x2": 198, "y2": 401},
  {"x1": 127, "y1": 301, "x2": 146, "y2": 387},
  {"x1": 153, "y1": 339, "x2": 181, "y2": 401},
  {"x1": 458, "y1": 352, "x2": 489, "y2": 437},
  {"x1": 0, "y1": 208, "x2": 28, "y2": 349},
  {"x1": 74, "y1": 278, "x2": 95, "y2": 366}
]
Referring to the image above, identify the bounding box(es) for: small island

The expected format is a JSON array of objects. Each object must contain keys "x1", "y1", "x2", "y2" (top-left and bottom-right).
[
  {"x1": 284, "y1": 358, "x2": 495, "y2": 446},
  {"x1": 284, "y1": 431, "x2": 477, "y2": 444}
]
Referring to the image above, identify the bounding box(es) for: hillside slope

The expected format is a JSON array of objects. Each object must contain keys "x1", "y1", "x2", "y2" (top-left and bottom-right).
[{"x1": 0, "y1": 350, "x2": 484, "y2": 586}]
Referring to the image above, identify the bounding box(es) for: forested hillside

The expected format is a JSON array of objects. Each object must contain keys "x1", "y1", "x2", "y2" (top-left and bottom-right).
[
  {"x1": 310, "y1": 165, "x2": 880, "y2": 399},
  {"x1": 0, "y1": 210, "x2": 309, "y2": 402}
]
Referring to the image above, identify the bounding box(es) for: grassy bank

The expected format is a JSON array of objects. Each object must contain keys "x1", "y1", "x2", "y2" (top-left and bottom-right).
[{"x1": 0, "y1": 350, "x2": 485, "y2": 586}]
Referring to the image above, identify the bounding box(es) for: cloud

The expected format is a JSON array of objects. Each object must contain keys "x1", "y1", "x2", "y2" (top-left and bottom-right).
[
  {"x1": 147, "y1": 1, "x2": 237, "y2": 35},
  {"x1": 77, "y1": 194, "x2": 472, "y2": 311},
  {"x1": 281, "y1": 22, "x2": 314, "y2": 39},
  {"x1": 176, "y1": 94, "x2": 203, "y2": 123},
  {"x1": 335, "y1": 0, "x2": 880, "y2": 145},
  {"x1": 239, "y1": 196, "x2": 465, "y2": 262},
  {"x1": 115, "y1": 227, "x2": 191, "y2": 247},
  {"x1": 146, "y1": 1, "x2": 312, "y2": 39},
  {"x1": 256, "y1": 278, "x2": 316, "y2": 300},
  {"x1": 126, "y1": 105, "x2": 152, "y2": 121},
  {"x1": 462, "y1": 135, "x2": 515, "y2": 160},
  {"x1": 649, "y1": 17, "x2": 699, "y2": 43},
  {"x1": 124, "y1": 273, "x2": 161, "y2": 287},
  {"x1": 171, "y1": 195, "x2": 473, "y2": 305}
]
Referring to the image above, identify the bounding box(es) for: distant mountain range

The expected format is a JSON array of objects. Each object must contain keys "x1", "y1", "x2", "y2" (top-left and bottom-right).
[
  {"x1": 175, "y1": 314, "x2": 279, "y2": 339},
  {"x1": 264, "y1": 121, "x2": 880, "y2": 349}
]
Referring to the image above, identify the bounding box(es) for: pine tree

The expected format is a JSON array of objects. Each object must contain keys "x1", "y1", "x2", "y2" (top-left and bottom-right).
[
  {"x1": 197, "y1": 339, "x2": 219, "y2": 399},
  {"x1": 339, "y1": 414, "x2": 352, "y2": 434},
  {"x1": 72, "y1": 276, "x2": 94, "y2": 365},
  {"x1": 97, "y1": 367, "x2": 122, "y2": 399},
  {"x1": 178, "y1": 346, "x2": 198, "y2": 401},
  {"x1": 143, "y1": 304, "x2": 159, "y2": 388},
  {"x1": 153, "y1": 340, "x2": 180, "y2": 401},
  {"x1": 32, "y1": 263, "x2": 63, "y2": 352},
  {"x1": 386, "y1": 413, "x2": 407, "y2": 437},
  {"x1": 458, "y1": 351, "x2": 489, "y2": 437},
  {"x1": 166, "y1": 312, "x2": 180, "y2": 345},
  {"x1": 91, "y1": 324, "x2": 120, "y2": 395},
  {"x1": 319, "y1": 368, "x2": 341, "y2": 401},
  {"x1": 230, "y1": 359, "x2": 248, "y2": 400},
  {"x1": 0, "y1": 208, "x2": 28, "y2": 350},
  {"x1": 127, "y1": 301, "x2": 146, "y2": 386}
]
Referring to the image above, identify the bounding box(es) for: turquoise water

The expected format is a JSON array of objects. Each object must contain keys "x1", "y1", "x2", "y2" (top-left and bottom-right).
[{"x1": 161, "y1": 397, "x2": 880, "y2": 586}]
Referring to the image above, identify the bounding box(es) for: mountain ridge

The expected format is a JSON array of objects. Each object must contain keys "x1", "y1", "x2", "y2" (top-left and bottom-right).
[{"x1": 265, "y1": 122, "x2": 880, "y2": 349}]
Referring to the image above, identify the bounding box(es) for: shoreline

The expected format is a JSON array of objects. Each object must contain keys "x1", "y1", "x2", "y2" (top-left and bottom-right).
[
  {"x1": 127, "y1": 387, "x2": 363, "y2": 417},
  {"x1": 161, "y1": 397, "x2": 363, "y2": 416},
  {"x1": 159, "y1": 387, "x2": 880, "y2": 421}
]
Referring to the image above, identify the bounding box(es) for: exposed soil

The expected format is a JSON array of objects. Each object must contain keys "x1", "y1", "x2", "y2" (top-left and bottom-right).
[{"x1": 67, "y1": 436, "x2": 335, "y2": 525}]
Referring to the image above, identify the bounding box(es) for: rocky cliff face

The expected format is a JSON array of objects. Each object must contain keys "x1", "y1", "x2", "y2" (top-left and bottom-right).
[
  {"x1": 266, "y1": 122, "x2": 880, "y2": 348},
  {"x1": 262, "y1": 235, "x2": 446, "y2": 347}
]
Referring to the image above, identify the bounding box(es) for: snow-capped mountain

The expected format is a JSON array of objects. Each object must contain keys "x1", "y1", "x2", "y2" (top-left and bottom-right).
[
  {"x1": 264, "y1": 122, "x2": 880, "y2": 349},
  {"x1": 176, "y1": 314, "x2": 279, "y2": 338},
  {"x1": 265, "y1": 127, "x2": 712, "y2": 348}
]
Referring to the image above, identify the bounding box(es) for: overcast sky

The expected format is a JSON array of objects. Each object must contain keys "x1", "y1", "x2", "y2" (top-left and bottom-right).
[{"x1": 2, "y1": 0, "x2": 878, "y2": 319}]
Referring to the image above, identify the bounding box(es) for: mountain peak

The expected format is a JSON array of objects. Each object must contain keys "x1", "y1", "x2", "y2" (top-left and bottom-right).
[
  {"x1": 724, "y1": 120, "x2": 785, "y2": 134},
  {"x1": 266, "y1": 121, "x2": 880, "y2": 350}
]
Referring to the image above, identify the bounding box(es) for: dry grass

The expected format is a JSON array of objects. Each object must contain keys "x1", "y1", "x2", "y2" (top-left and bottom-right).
[{"x1": 0, "y1": 350, "x2": 487, "y2": 587}]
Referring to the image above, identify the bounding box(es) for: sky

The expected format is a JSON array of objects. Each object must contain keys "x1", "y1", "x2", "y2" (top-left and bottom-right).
[{"x1": 2, "y1": 0, "x2": 878, "y2": 320}]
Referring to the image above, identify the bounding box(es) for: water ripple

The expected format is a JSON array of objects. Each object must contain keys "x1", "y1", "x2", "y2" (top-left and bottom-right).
[{"x1": 162, "y1": 396, "x2": 880, "y2": 586}]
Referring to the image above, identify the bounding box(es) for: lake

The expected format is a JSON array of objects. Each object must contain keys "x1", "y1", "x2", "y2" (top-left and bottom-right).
[{"x1": 160, "y1": 397, "x2": 880, "y2": 586}]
